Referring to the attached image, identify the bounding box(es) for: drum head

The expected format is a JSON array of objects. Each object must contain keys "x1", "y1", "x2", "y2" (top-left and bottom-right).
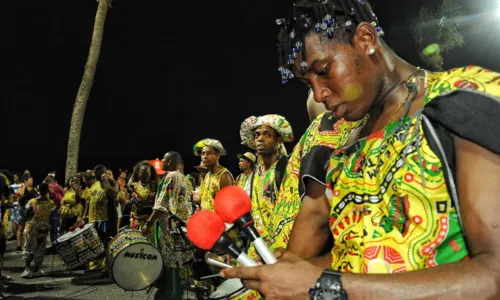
[
  {"x1": 210, "y1": 279, "x2": 245, "y2": 299},
  {"x1": 111, "y1": 242, "x2": 163, "y2": 291},
  {"x1": 57, "y1": 230, "x2": 74, "y2": 242},
  {"x1": 57, "y1": 223, "x2": 95, "y2": 243}
]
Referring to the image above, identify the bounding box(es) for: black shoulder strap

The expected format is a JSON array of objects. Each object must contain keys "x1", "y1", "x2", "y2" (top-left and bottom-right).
[
  {"x1": 274, "y1": 155, "x2": 289, "y2": 190},
  {"x1": 422, "y1": 115, "x2": 464, "y2": 233},
  {"x1": 249, "y1": 169, "x2": 256, "y2": 201}
]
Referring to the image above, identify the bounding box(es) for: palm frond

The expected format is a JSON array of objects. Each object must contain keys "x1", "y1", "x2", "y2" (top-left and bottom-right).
[{"x1": 412, "y1": 0, "x2": 465, "y2": 55}]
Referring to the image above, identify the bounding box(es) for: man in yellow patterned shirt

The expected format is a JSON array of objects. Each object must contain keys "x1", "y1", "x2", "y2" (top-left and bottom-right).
[
  {"x1": 267, "y1": 91, "x2": 336, "y2": 254},
  {"x1": 193, "y1": 138, "x2": 234, "y2": 211},
  {"x1": 87, "y1": 164, "x2": 118, "y2": 271},
  {"x1": 239, "y1": 114, "x2": 294, "y2": 259},
  {"x1": 223, "y1": 0, "x2": 500, "y2": 299}
]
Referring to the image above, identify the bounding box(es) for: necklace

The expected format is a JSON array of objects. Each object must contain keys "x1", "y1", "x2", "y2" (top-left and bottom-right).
[
  {"x1": 386, "y1": 82, "x2": 415, "y2": 125},
  {"x1": 349, "y1": 114, "x2": 370, "y2": 144},
  {"x1": 347, "y1": 68, "x2": 427, "y2": 145}
]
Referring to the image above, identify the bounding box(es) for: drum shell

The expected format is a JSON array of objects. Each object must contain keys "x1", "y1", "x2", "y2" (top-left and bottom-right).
[
  {"x1": 232, "y1": 289, "x2": 262, "y2": 300},
  {"x1": 209, "y1": 278, "x2": 262, "y2": 300},
  {"x1": 106, "y1": 229, "x2": 164, "y2": 291},
  {"x1": 55, "y1": 224, "x2": 104, "y2": 269}
]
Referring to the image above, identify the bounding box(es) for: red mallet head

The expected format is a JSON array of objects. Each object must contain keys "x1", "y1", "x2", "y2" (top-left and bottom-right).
[
  {"x1": 214, "y1": 186, "x2": 252, "y2": 224},
  {"x1": 187, "y1": 210, "x2": 226, "y2": 250}
]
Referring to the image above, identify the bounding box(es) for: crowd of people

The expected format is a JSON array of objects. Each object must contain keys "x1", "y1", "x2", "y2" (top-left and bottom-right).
[{"x1": 3, "y1": 0, "x2": 500, "y2": 299}]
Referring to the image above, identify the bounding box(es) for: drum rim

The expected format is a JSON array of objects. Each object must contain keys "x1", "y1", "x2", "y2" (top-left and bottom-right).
[
  {"x1": 56, "y1": 223, "x2": 96, "y2": 242},
  {"x1": 108, "y1": 241, "x2": 164, "y2": 292},
  {"x1": 210, "y1": 279, "x2": 246, "y2": 299},
  {"x1": 209, "y1": 287, "x2": 246, "y2": 300}
]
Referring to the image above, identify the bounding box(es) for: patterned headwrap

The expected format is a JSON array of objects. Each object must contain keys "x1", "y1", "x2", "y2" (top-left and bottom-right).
[
  {"x1": 193, "y1": 138, "x2": 227, "y2": 156},
  {"x1": 240, "y1": 114, "x2": 294, "y2": 156}
]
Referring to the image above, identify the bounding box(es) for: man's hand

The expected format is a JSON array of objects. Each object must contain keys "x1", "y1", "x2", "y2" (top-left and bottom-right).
[
  {"x1": 101, "y1": 174, "x2": 109, "y2": 182},
  {"x1": 141, "y1": 223, "x2": 152, "y2": 235},
  {"x1": 221, "y1": 252, "x2": 322, "y2": 299}
]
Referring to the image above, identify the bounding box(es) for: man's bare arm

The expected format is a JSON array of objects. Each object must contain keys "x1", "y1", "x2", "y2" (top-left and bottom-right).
[
  {"x1": 220, "y1": 173, "x2": 234, "y2": 189},
  {"x1": 287, "y1": 180, "x2": 331, "y2": 260},
  {"x1": 339, "y1": 136, "x2": 500, "y2": 299}
]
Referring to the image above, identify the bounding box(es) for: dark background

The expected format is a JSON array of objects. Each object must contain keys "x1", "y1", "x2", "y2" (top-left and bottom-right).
[{"x1": 1, "y1": 0, "x2": 500, "y2": 184}]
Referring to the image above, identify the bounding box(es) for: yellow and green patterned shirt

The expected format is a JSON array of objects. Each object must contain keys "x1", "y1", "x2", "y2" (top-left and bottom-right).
[
  {"x1": 323, "y1": 66, "x2": 500, "y2": 273},
  {"x1": 200, "y1": 166, "x2": 233, "y2": 211},
  {"x1": 88, "y1": 181, "x2": 108, "y2": 223},
  {"x1": 247, "y1": 159, "x2": 282, "y2": 259},
  {"x1": 267, "y1": 112, "x2": 347, "y2": 252},
  {"x1": 235, "y1": 171, "x2": 253, "y2": 196}
]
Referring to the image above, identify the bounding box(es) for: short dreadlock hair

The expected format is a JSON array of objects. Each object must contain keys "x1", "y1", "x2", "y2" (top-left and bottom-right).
[{"x1": 277, "y1": 0, "x2": 384, "y2": 84}]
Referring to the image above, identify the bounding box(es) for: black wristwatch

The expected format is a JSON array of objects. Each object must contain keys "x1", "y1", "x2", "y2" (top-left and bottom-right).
[{"x1": 309, "y1": 270, "x2": 347, "y2": 300}]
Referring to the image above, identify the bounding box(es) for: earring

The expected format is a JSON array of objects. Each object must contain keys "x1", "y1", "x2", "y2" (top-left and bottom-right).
[{"x1": 368, "y1": 49, "x2": 375, "y2": 55}]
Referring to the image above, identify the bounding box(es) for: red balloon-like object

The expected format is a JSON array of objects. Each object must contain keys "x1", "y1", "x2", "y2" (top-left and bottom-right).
[
  {"x1": 214, "y1": 186, "x2": 252, "y2": 224},
  {"x1": 187, "y1": 210, "x2": 226, "y2": 250}
]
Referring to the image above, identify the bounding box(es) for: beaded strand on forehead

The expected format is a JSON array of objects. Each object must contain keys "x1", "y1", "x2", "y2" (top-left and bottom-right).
[{"x1": 276, "y1": 0, "x2": 385, "y2": 84}]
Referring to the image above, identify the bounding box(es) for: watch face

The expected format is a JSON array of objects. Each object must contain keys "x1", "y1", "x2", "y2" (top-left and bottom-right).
[{"x1": 314, "y1": 290, "x2": 341, "y2": 300}]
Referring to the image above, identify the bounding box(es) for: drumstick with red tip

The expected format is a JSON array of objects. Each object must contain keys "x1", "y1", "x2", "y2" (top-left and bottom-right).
[
  {"x1": 214, "y1": 186, "x2": 277, "y2": 264},
  {"x1": 187, "y1": 210, "x2": 257, "y2": 267}
]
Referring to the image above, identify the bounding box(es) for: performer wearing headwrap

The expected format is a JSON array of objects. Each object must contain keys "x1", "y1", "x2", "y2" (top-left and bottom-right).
[
  {"x1": 193, "y1": 138, "x2": 234, "y2": 211},
  {"x1": 193, "y1": 139, "x2": 244, "y2": 263},
  {"x1": 222, "y1": 1, "x2": 500, "y2": 299},
  {"x1": 267, "y1": 90, "x2": 340, "y2": 254},
  {"x1": 240, "y1": 114, "x2": 294, "y2": 259}
]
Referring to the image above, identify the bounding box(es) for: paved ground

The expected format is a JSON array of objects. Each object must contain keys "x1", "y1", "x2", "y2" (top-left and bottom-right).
[{"x1": 1, "y1": 237, "x2": 158, "y2": 300}]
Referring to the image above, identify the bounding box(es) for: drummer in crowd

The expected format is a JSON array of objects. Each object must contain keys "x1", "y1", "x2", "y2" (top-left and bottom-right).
[
  {"x1": 81, "y1": 171, "x2": 95, "y2": 223},
  {"x1": 21, "y1": 183, "x2": 56, "y2": 279},
  {"x1": 143, "y1": 151, "x2": 193, "y2": 300},
  {"x1": 87, "y1": 164, "x2": 119, "y2": 272},
  {"x1": 127, "y1": 161, "x2": 159, "y2": 240},
  {"x1": 59, "y1": 175, "x2": 85, "y2": 234}
]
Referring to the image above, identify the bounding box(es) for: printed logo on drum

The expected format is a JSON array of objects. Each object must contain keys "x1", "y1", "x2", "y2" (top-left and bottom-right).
[{"x1": 123, "y1": 248, "x2": 158, "y2": 261}]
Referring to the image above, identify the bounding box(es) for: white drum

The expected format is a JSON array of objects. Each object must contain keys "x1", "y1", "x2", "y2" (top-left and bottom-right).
[
  {"x1": 210, "y1": 279, "x2": 244, "y2": 299},
  {"x1": 55, "y1": 223, "x2": 104, "y2": 269},
  {"x1": 106, "y1": 229, "x2": 163, "y2": 291}
]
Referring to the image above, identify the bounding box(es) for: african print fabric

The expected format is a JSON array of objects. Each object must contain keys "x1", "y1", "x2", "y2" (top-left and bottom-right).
[
  {"x1": 154, "y1": 171, "x2": 194, "y2": 279},
  {"x1": 193, "y1": 138, "x2": 227, "y2": 156},
  {"x1": 199, "y1": 167, "x2": 233, "y2": 211},
  {"x1": 88, "y1": 181, "x2": 108, "y2": 223},
  {"x1": 322, "y1": 66, "x2": 500, "y2": 273},
  {"x1": 240, "y1": 115, "x2": 294, "y2": 158},
  {"x1": 236, "y1": 172, "x2": 253, "y2": 196},
  {"x1": 59, "y1": 189, "x2": 84, "y2": 217},
  {"x1": 247, "y1": 160, "x2": 280, "y2": 259},
  {"x1": 267, "y1": 112, "x2": 348, "y2": 252}
]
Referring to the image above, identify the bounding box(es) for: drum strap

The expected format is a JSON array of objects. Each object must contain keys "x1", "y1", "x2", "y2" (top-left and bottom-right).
[{"x1": 154, "y1": 219, "x2": 161, "y2": 248}]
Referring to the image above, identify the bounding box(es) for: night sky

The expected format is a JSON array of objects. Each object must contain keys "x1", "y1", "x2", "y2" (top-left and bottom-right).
[{"x1": 2, "y1": 0, "x2": 500, "y2": 183}]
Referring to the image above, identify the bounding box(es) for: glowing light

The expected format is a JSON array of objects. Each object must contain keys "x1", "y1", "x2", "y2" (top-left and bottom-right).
[{"x1": 497, "y1": 7, "x2": 500, "y2": 17}]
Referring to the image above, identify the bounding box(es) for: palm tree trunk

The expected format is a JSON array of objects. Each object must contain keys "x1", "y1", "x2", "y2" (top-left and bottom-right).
[{"x1": 65, "y1": 0, "x2": 112, "y2": 183}]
